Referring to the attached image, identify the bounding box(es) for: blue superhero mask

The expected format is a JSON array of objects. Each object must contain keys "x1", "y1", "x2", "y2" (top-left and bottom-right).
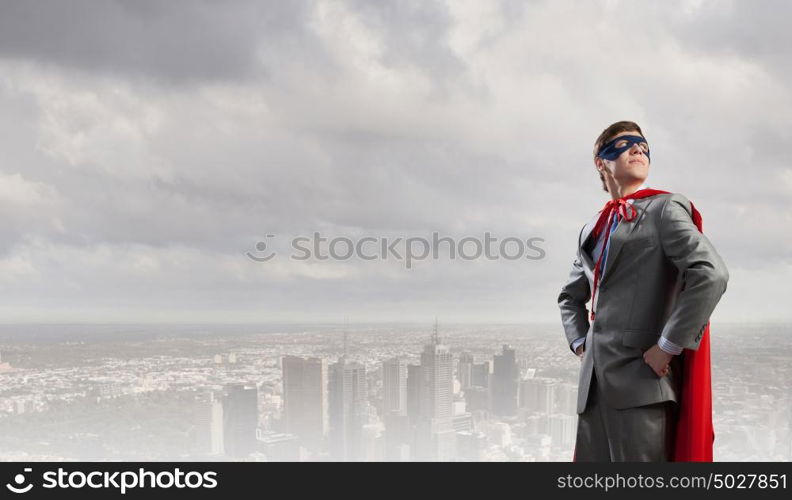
[{"x1": 597, "y1": 134, "x2": 650, "y2": 162}]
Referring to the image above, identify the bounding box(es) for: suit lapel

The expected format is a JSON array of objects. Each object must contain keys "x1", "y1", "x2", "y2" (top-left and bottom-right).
[
  {"x1": 579, "y1": 213, "x2": 599, "y2": 272},
  {"x1": 599, "y1": 197, "x2": 656, "y2": 284}
]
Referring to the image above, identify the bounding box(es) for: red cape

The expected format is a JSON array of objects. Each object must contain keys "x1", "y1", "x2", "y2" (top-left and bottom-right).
[{"x1": 572, "y1": 188, "x2": 714, "y2": 462}]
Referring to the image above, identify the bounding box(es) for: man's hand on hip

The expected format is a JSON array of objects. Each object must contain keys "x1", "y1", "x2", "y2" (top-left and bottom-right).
[{"x1": 643, "y1": 344, "x2": 673, "y2": 377}]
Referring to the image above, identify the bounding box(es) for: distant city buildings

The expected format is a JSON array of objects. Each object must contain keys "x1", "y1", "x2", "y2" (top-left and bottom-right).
[
  {"x1": 272, "y1": 323, "x2": 577, "y2": 461},
  {"x1": 0, "y1": 350, "x2": 12, "y2": 372},
  {"x1": 382, "y1": 357, "x2": 407, "y2": 417},
  {"x1": 3, "y1": 323, "x2": 782, "y2": 461},
  {"x1": 328, "y1": 358, "x2": 367, "y2": 460},
  {"x1": 221, "y1": 383, "x2": 258, "y2": 458},
  {"x1": 457, "y1": 352, "x2": 474, "y2": 391},
  {"x1": 382, "y1": 357, "x2": 410, "y2": 460},
  {"x1": 193, "y1": 390, "x2": 224, "y2": 456},
  {"x1": 282, "y1": 355, "x2": 328, "y2": 451},
  {"x1": 471, "y1": 359, "x2": 492, "y2": 390},
  {"x1": 492, "y1": 345, "x2": 518, "y2": 417},
  {"x1": 404, "y1": 321, "x2": 456, "y2": 460}
]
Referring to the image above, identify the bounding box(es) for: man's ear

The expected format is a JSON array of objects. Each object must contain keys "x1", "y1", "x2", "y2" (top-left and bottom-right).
[{"x1": 594, "y1": 157, "x2": 603, "y2": 172}]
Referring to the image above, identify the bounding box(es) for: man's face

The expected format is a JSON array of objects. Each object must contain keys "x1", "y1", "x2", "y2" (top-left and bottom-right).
[{"x1": 596, "y1": 130, "x2": 649, "y2": 184}]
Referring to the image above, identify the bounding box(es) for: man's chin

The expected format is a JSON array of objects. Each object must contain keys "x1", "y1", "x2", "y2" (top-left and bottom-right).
[
  {"x1": 629, "y1": 168, "x2": 649, "y2": 181},
  {"x1": 618, "y1": 175, "x2": 648, "y2": 185}
]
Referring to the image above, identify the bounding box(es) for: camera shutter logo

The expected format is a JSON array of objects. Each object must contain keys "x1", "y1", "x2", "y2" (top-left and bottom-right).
[{"x1": 6, "y1": 468, "x2": 34, "y2": 494}]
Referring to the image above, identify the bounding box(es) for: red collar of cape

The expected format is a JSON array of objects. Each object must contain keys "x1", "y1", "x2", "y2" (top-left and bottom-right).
[{"x1": 573, "y1": 188, "x2": 714, "y2": 462}]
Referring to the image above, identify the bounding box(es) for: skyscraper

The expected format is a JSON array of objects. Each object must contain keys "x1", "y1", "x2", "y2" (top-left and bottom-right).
[
  {"x1": 382, "y1": 357, "x2": 409, "y2": 460},
  {"x1": 191, "y1": 390, "x2": 224, "y2": 457},
  {"x1": 406, "y1": 362, "x2": 423, "y2": 422},
  {"x1": 471, "y1": 360, "x2": 492, "y2": 389},
  {"x1": 221, "y1": 383, "x2": 258, "y2": 458},
  {"x1": 411, "y1": 319, "x2": 455, "y2": 461},
  {"x1": 282, "y1": 356, "x2": 328, "y2": 450},
  {"x1": 492, "y1": 344, "x2": 518, "y2": 417},
  {"x1": 382, "y1": 357, "x2": 407, "y2": 417},
  {"x1": 328, "y1": 359, "x2": 368, "y2": 461},
  {"x1": 519, "y1": 377, "x2": 556, "y2": 415},
  {"x1": 420, "y1": 340, "x2": 453, "y2": 421},
  {"x1": 457, "y1": 352, "x2": 474, "y2": 391}
]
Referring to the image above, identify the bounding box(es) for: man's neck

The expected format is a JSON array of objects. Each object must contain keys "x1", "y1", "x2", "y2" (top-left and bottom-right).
[{"x1": 610, "y1": 181, "x2": 647, "y2": 200}]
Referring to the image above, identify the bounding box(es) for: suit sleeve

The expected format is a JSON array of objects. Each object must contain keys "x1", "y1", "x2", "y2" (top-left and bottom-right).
[
  {"x1": 658, "y1": 193, "x2": 729, "y2": 350},
  {"x1": 558, "y1": 224, "x2": 591, "y2": 354}
]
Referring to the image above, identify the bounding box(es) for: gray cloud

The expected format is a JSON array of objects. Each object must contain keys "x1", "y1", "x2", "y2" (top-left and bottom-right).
[
  {"x1": 0, "y1": 0, "x2": 325, "y2": 82},
  {"x1": 666, "y1": 0, "x2": 790, "y2": 82}
]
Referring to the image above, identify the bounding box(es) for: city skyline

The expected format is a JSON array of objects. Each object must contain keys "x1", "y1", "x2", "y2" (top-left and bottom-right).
[{"x1": 0, "y1": 321, "x2": 788, "y2": 461}]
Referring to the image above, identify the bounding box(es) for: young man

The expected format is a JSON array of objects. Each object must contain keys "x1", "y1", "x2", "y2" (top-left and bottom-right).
[{"x1": 558, "y1": 121, "x2": 729, "y2": 461}]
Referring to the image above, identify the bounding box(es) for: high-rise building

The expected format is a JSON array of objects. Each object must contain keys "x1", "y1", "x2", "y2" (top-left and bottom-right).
[
  {"x1": 222, "y1": 383, "x2": 258, "y2": 458},
  {"x1": 411, "y1": 319, "x2": 455, "y2": 461},
  {"x1": 382, "y1": 357, "x2": 407, "y2": 417},
  {"x1": 464, "y1": 386, "x2": 491, "y2": 413},
  {"x1": 557, "y1": 382, "x2": 577, "y2": 415},
  {"x1": 282, "y1": 356, "x2": 328, "y2": 450},
  {"x1": 210, "y1": 395, "x2": 224, "y2": 456},
  {"x1": 458, "y1": 352, "x2": 474, "y2": 390},
  {"x1": 549, "y1": 413, "x2": 577, "y2": 448},
  {"x1": 382, "y1": 357, "x2": 410, "y2": 459},
  {"x1": 420, "y1": 335, "x2": 453, "y2": 421},
  {"x1": 191, "y1": 390, "x2": 224, "y2": 457},
  {"x1": 492, "y1": 344, "x2": 518, "y2": 417},
  {"x1": 328, "y1": 359, "x2": 368, "y2": 461},
  {"x1": 471, "y1": 360, "x2": 492, "y2": 389},
  {"x1": 519, "y1": 378, "x2": 557, "y2": 415},
  {"x1": 406, "y1": 363, "x2": 423, "y2": 422}
]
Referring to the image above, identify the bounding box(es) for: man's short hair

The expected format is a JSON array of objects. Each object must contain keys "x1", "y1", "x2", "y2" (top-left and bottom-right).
[{"x1": 593, "y1": 120, "x2": 646, "y2": 192}]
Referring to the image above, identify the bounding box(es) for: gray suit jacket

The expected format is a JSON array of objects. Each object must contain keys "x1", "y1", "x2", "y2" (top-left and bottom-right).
[{"x1": 558, "y1": 193, "x2": 729, "y2": 414}]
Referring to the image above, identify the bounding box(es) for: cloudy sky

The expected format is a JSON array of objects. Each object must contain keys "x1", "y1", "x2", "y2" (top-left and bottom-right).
[{"x1": 0, "y1": 0, "x2": 789, "y2": 324}]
